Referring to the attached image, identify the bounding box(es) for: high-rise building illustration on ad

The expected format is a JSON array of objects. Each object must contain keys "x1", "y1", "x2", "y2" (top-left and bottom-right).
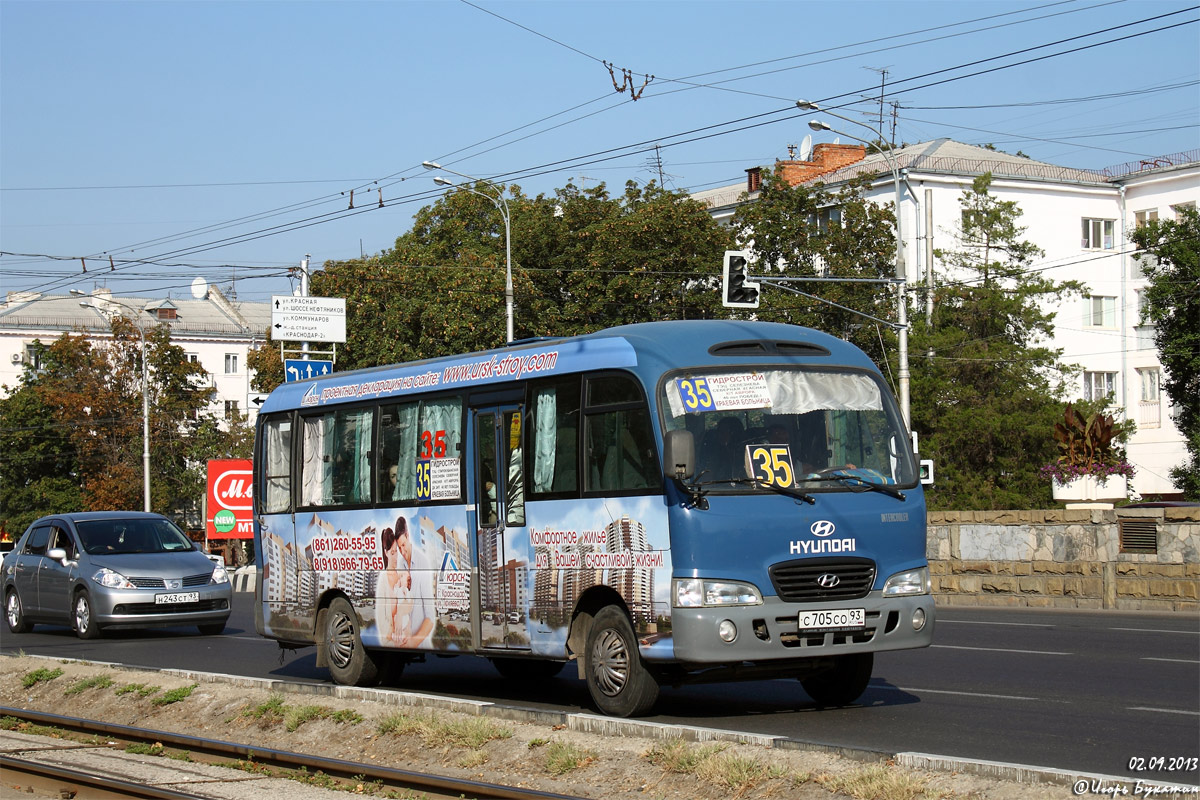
[{"x1": 605, "y1": 515, "x2": 655, "y2": 629}]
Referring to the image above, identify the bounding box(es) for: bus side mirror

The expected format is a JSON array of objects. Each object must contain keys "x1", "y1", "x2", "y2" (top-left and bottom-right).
[{"x1": 663, "y1": 430, "x2": 695, "y2": 481}]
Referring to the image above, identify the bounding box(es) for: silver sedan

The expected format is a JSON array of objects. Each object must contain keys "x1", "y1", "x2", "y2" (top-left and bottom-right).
[{"x1": 2, "y1": 511, "x2": 232, "y2": 638}]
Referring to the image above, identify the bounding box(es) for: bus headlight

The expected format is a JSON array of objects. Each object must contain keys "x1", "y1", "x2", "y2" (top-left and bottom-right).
[
  {"x1": 673, "y1": 579, "x2": 762, "y2": 608},
  {"x1": 882, "y1": 567, "x2": 931, "y2": 597}
]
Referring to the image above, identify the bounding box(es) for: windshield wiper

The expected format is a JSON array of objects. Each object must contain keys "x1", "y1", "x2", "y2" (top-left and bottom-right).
[
  {"x1": 692, "y1": 476, "x2": 816, "y2": 505},
  {"x1": 806, "y1": 469, "x2": 906, "y2": 501}
]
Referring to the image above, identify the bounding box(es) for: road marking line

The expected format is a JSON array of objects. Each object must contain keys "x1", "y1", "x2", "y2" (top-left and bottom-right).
[
  {"x1": 933, "y1": 644, "x2": 1071, "y2": 655},
  {"x1": 874, "y1": 685, "x2": 1038, "y2": 701},
  {"x1": 1127, "y1": 706, "x2": 1200, "y2": 716},
  {"x1": 1112, "y1": 627, "x2": 1199, "y2": 635},
  {"x1": 1141, "y1": 657, "x2": 1200, "y2": 664}
]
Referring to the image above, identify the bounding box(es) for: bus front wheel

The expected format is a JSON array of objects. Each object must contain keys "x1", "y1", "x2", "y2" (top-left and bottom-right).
[
  {"x1": 800, "y1": 652, "x2": 873, "y2": 706},
  {"x1": 324, "y1": 597, "x2": 379, "y2": 687},
  {"x1": 585, "y1": 606, "x2": 659, "y2": 717}
]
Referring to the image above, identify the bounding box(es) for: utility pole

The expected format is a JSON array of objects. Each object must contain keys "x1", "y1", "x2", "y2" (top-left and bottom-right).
[{"x1": 300, "y1": 254, "x2": 310, "y2": 360}]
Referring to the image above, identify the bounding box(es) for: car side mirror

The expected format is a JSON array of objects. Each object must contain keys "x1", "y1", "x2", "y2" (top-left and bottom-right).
[
  {"x1": 46, "y1": 547, "x2": 69, "y2": 565},
  {"x1": 663, "y1": 430, "x2": 695, "y2": 481}
]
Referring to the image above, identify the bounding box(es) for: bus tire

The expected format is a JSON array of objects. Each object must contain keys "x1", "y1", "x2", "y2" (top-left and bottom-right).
[
  {"x1": 585, "y1": 606, "x2": 659, "y2": 717},
  {"x1": 490, "y1": 657, "x2": 565, "y2": 680},
  {"x1": 324, "y1": 596, "x2": 379, "y2": 686},
  {"x1": 801, "y1": 652, "x2": 873, "y2": 707}
]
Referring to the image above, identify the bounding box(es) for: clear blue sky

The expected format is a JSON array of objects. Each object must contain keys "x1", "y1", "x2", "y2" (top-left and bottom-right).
[{"x1": 2, "y1": 0, "x2": 1197, "y2": 303}]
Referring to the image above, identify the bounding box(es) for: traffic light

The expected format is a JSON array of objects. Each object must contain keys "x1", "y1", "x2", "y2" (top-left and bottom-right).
[{"x1": 722, "y1": 250, "x2": 760, "y2": 308}]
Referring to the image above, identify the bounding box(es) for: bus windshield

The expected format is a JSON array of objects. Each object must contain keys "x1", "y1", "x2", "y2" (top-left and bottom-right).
[{"x1": 661, "y1": 367, "x2": 916, "y2": 490}]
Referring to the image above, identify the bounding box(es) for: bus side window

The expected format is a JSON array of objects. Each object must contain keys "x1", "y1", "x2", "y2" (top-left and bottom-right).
[
  {"x1": 583, "y1": 374, "x2": 658, "y2": 494},
  {"x1": 529, "y1": 376, "x2": 580, "y2": 497},
  {"x1": 263, "y1": 416, "x2": 293, "y2": 513}
]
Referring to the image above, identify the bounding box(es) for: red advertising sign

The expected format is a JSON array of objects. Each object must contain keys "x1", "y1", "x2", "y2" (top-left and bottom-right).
[{"x1": 206, "y1": 459, "x2": 254, "y2": 540}]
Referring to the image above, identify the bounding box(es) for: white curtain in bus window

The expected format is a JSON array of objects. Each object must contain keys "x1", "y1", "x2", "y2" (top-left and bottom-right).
[
  {"x1": 337, "y1": 409, "x2": 372, "y2": 504},
  {"x1": 532, "y1": 389, "x2": 556, "y2": 492},
  {"x1": 302, "y1": 415, "x2": 335, "y2": 506},
  {"x1": 264, "y1": 419, "x2": 292, "y2": 513},
  {"x1": 386, "y1": 403, "x2": 419, "y2": 501}
]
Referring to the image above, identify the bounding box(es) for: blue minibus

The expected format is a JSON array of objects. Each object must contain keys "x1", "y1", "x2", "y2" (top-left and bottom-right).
[{"x1": 252, "y1": 320, "x2": 933, "y2": 716}]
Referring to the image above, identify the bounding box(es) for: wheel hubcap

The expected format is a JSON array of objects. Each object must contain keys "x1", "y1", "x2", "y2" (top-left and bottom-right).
[
  {"x1": 6, "y1": 595, "x2": 18, "y2": 627},
  {"x1": 592, "y1": 628, "x2": 629, "y2": 697},
  {"x1": 75, "y1": 597, "x2": 90, "y2": 632},
  {"x1": 328, "y1": 610, "x2": 355, "y2": 668}
]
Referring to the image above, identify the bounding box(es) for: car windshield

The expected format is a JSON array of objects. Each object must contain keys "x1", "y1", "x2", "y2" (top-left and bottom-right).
[
  {"x1": 77, "y1": 518, "x2": 195, "y2": 555},
  {"x1": 661, "y1": 367, "x2": 916, "y2": 491}
]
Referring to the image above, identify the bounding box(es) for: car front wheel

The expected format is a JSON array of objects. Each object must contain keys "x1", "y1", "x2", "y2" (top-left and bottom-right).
[
  {"x1": 5, "y1": 590, "x2": 31, "y2": 634},
  {"x1": 74, "y1": 591, "x2": 102, "y2": 640}
]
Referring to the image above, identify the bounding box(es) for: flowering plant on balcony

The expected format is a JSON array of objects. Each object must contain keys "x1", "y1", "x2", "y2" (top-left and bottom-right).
[{"x1": 1039, "y1": 404, "x2": 1135, "y2": 484}]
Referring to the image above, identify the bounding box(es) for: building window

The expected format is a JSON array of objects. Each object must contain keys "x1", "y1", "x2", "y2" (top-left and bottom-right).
[
  {"x1": 224, "y1": 400, "x2": 240, "y2": 419},
  {"x1": 225, "y1": 353, "x2": 238, "y2": 374},
  {"x1": 23, "y1": 343, "x2": 44, "y2": 372},
  {"x1": 1084, "y1": 296, "x2": 1116, "y2": 328},
  {"x1": 1083, "y1": 371, "x2": 1116, "y2": 402},
  {"x1": 155, "y1": 307, "x2": 178, "y2": 321},
  {"x1": 1081, "y1": 218, "x2": 1115, "y2": 250},
  {"x1": 1134, "y1": 209, "x2": 1158, "y2": 228},
  {"x1": 808, "y1": 206, "x2": 843, "y2": 234},
  {"x1": 185, "y1": 353, "x2": 199, "y2": 363},
  {"x1": 1172, "y1": 201, "x2": 1196, "y2": 217},
  {"x1": 1138, "y1": 368, "x2": 1161, "y2": 428}
]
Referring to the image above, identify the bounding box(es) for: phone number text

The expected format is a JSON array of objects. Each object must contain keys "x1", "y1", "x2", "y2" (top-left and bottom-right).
[{"x1": 311, "y1": 556, "x2": 385, "y2": 572}]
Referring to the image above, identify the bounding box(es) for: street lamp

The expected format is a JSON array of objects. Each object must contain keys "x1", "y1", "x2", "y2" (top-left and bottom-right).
[
  {"x1": 75, "y1": 292, "x2": 151, "y2": 512},
  {"x1": 798, "y1": 100, "x2": 911, "y2": 428},
  {"x1": 422, "y1": 160, "x2": 514, "y2": 344}
]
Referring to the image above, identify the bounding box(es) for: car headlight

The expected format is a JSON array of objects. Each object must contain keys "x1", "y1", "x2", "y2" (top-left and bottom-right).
[
  {"x1": 673, "y1": 578, "x2": 762, "y2": 608},
  {"x1": 210, "y1": 563, "x2": 230, "y2": 585},
  {"x1": 92, "y1": 568, "x2": 135, "y2": 590},
  {"x1": 883, "y1": 566, "x2": 931, "y2": 597}
]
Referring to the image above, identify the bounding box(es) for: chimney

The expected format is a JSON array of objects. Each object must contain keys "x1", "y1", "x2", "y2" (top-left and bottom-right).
[
  {"x1": 776, "y1": 143, "x2": 867, "y2": 186},
  {"x1": 746, "y1": 166, "x2": 763, "y2": 193}
]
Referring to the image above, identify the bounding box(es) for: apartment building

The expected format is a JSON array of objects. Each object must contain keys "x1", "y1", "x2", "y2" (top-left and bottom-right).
[
  {"x1": 0, "y1": 284, "x2": 271, "y2": 424},
  {"x1": 694, "y1": 140, "x2": 1199, "y2": 498}
]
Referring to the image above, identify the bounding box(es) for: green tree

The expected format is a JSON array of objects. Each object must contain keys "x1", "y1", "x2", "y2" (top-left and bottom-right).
[
  {"x1": 1129, "y1": 206, "x2": 1200, "y2": 498},
  {"x1": 306, "y1": 179, "x2": 731, "y2": 370},
  {"x1": 0, "y1": 318, "x2": 249, "y2": 530},
  {"x1": 912, "y1": 173, "x2": 1084, "y2": 509},
  {"x1": 729, "y1": 168, "x2": 898, "y2": 366}
]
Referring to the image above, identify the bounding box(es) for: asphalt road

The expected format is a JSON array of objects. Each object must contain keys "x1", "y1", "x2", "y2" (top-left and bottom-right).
[{"x1": 3, "y1": 593, "x2": 1197, "y2": 784}]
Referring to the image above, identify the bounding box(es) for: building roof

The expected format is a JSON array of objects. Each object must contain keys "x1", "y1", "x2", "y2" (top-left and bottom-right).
[
  {"x1": 807, "y1": 138, "x2": 1112, "y2": 186},
  {"x1": 0, "y1": 288, "x2": 270, "y2": 339}
]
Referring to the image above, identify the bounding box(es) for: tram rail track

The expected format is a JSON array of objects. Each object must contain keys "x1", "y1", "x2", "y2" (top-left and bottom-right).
[{"x1": 0, "y1": 705, "x2": 588, "y2": 800}]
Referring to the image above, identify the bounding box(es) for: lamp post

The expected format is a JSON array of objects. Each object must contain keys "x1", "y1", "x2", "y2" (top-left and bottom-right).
[
  {"x1": 797, "y1": 100, "x2": 910, "y2": 428},
  {"x1": 421, "y1": 161, "x2": 514, "y2": 344},
  {"x1": 76, "y1": 292, "x2": 151, "y2": 511}
]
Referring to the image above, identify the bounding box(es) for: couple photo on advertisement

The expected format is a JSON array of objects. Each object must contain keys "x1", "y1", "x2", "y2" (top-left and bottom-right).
[{"x1": 374, "y1": 515, "x2": 434, "y2": 649}]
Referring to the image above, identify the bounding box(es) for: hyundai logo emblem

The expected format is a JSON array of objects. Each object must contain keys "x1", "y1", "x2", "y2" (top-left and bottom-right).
[
  {"x1": 817, "y1": 573, "x2": 841, "y2": 589},
  {"x1": 810, "y1": 520, "x2": 836, "y2": 538}
]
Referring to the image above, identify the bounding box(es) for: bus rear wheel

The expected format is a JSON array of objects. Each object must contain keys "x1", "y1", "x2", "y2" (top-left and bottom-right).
[
  {"x1": 585, "y1": 606, "x2": 659, "y2": 717},
  {"x1": 800, "y1": 652, "x2": 873, "y2": 707},
  {"x1": 324, "y1": 597, "x2": 379, "y2": 686}
]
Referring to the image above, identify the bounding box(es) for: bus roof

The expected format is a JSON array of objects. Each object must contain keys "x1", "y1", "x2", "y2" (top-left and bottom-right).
[{"x1": 258, "y1": 320, "x2": 880, "y2": 414}]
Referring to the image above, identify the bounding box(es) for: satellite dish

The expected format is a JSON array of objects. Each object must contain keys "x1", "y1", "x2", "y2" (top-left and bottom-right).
[
  {"x1": 832, "y1": 137, "x2": 840, "y2": 146},
  {"x1": 190, "y1": 277, "x2": 209, "y2": 299},
  {"x1": 799, "y1": 134, "x2": 812, "y2": 162}
]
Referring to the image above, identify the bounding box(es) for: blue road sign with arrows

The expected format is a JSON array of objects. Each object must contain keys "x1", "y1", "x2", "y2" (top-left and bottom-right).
[{"x1": 285, "y1": 359, "x2": 334, "y2": 382}]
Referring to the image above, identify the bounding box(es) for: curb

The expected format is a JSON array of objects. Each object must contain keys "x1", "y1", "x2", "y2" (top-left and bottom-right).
[{"x1": 6, "y1": 653, "x2": 1197, "y2": 793}]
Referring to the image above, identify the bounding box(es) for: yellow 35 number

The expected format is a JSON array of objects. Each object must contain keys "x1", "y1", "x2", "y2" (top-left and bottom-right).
[{"x1": 747, "y1": 445, "x2": 795, "y2": 488}]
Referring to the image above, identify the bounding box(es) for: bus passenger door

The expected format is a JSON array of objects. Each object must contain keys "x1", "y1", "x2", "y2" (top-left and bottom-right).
[{"x1": 472, "y1": 404, "x2": 529, "y2": 650}]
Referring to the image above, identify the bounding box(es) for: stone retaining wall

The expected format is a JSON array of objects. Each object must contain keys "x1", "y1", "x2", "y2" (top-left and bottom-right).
[{"x1": 927, "y1": 507, "x2": 1199, "y2": 612}]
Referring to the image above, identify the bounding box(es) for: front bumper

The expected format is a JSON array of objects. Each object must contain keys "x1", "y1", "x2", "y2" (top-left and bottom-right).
[
  {"x1": 663, "y1": 592, "x2": 934, "y2": 668},
  {"x1": 89, "y1": 583, "x2": 232, "y2": 628}
]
